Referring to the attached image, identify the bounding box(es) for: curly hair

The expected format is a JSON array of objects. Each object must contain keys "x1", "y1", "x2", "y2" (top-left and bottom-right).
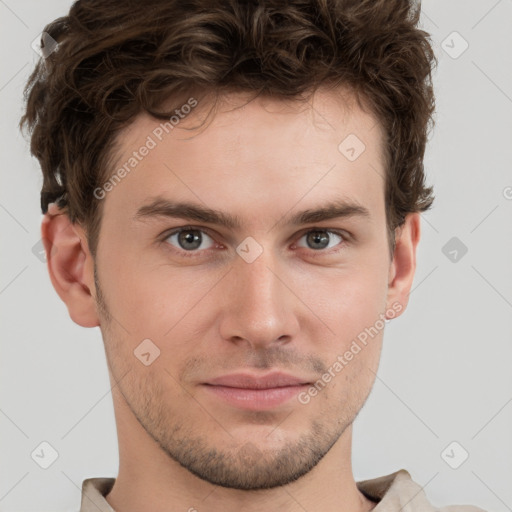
[{"x1": 20, "y1": 0, "x2": 436, "y2": 258}]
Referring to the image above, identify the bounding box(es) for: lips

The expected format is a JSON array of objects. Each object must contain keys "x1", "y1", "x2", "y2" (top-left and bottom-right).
[
  {"x1": 201, "y1": 372, "x2": 312, "y2": 410},
  {"x1": 204, "y1": 372, "x2": 311, "y2": 389}
]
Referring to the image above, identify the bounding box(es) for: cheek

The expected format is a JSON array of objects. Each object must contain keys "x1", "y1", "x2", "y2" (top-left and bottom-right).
[
  {"x1": 299, "y1": 259, "x2": 388, "y2": 394},
  {"x1": 308, "y1": 257, "x2": 390, "y2": 341},
  {"x1": 103, "y1": 254, "x2": 223, "y2": 348}
]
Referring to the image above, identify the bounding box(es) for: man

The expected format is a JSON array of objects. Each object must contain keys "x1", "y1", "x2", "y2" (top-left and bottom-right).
[{"x1": 21, "y1": 0, "x2": 487, "y2": 510}]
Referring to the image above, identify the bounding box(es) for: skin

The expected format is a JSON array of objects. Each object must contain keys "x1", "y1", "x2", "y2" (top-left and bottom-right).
[{"x1": 42, "y1": 87, "x2": 420, "y2": 512}]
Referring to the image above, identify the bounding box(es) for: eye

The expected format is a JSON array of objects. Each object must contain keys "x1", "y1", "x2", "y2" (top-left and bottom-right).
[
  {"x1": 164, "y1": 228, "x2": 215, "y2": 252},
  {"x1": 161, "y1": 226, "x2": 348, "y2": 258},
  {"x1": 296, "y1": 229, "x2": 345, "y2": 251}
]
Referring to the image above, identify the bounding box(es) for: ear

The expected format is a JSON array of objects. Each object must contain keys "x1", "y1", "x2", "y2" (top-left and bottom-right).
[
  {"x1": 385, "y1": 212, "x2": 421, "y2": 318},
  {"x1": 41, "y1": 203, "x2": 99, "y2": 328}
]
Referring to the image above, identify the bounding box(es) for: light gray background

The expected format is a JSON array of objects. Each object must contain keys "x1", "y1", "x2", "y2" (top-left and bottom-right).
[{"x1": 1, "y1": 1, "x2": 511, "y2": 511}]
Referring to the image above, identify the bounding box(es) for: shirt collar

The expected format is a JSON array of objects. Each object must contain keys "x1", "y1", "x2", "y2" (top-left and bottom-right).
[
  {"x1": 79, "y1": 469, "x2": 432, "y2": 512},
  {"x1": 80, "y1": 477, "x2": 115, "y2": 512},
  {"x1": 356, "y1": 468, "x2": 436, "y2": 510}
]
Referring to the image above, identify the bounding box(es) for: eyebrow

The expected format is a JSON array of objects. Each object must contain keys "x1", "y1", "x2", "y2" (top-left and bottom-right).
[{"x1": 133, "y1": 196, "x2": 371, "y2": 229}]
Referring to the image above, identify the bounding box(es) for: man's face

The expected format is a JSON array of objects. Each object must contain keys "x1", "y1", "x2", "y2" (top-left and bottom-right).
[{"x1": 93, "y1": 88, "x2": 398, "y2": 489}]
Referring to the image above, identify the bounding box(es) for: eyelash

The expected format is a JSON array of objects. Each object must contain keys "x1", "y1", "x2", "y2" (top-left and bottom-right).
[{"x1": 159, "y1": 225, "x2": 351, "y2": 259}]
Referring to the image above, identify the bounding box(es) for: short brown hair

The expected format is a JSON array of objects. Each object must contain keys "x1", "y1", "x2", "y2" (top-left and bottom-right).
[{"x1": 20, "y1": 0, "x2": 436, "y2": 258}]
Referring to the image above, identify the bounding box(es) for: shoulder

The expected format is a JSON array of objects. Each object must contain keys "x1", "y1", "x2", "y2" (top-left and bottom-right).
[{"x1": 357, "y1": 469, "x2": 488, "y2": 512}]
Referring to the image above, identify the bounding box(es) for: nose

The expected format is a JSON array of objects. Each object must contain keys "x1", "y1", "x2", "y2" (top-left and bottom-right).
[{"x1": 218, "y1": 248, "x2": 300, "y2": 351}]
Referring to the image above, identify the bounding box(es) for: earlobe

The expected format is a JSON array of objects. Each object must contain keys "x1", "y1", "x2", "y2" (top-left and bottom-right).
[
  {"x1": 41, "y1": 204, "x2": 100, "y2": 328},
  {"x1": 385, "y1": 213, "x2": 421, "y2": 318}
]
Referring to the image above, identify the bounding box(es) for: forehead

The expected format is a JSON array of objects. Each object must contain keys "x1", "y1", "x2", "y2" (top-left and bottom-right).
[{"x1": 104, "y1": 86, "x2": 386, "y2": 227}]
